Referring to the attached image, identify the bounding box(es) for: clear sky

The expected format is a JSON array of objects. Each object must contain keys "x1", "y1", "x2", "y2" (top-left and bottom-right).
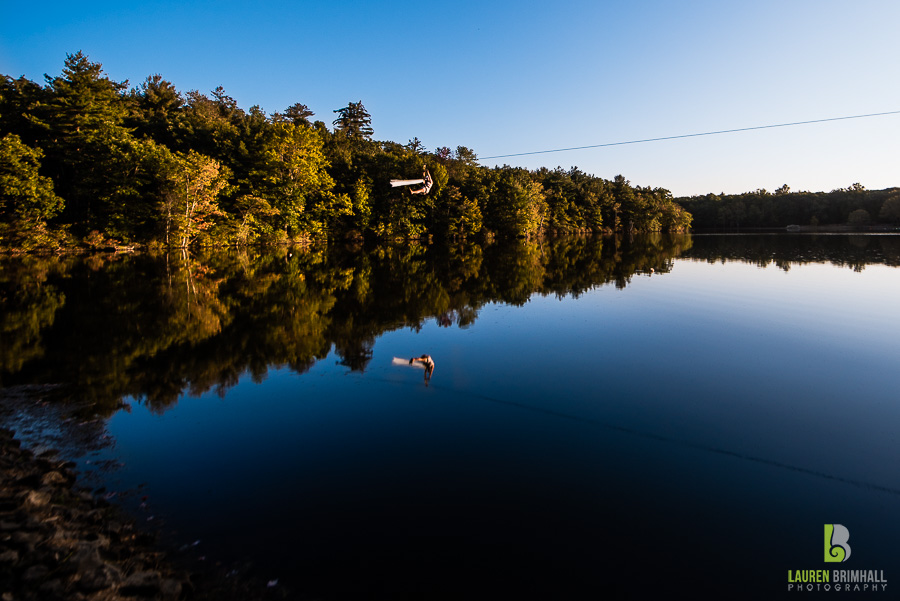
[{"x1": 2, "y1": 0, "x2": 898, "y2": 197}]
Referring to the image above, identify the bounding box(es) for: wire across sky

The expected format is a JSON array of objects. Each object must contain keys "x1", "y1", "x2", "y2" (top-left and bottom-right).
[{"x1": 477, "y1": 110, "x2": 900, "y2": 161}]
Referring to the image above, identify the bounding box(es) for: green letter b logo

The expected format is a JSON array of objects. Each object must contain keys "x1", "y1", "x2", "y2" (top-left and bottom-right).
[{"x1": 824, "y1": 524, "x2": 851, "y2": 562}]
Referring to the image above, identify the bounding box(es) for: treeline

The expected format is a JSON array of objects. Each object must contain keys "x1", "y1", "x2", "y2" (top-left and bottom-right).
[
  {"x1": 1, "y1": 234, "x2": 689, "y2": 413},
  {"x1": 677, "y1": 184, "x2": 900, "y2": 229},
  {"x1": 0, "y1": 52, "x2": 691, "y2": 251}
]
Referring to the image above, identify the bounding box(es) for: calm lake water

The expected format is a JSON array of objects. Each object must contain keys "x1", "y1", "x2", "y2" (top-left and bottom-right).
[{"x1": 2, "y1": 234, "x2": 899, "y2": 599}]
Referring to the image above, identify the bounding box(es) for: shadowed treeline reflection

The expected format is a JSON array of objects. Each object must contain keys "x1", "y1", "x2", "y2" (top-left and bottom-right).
[
  {"x1": 1, "y1": 234, "x2": 687, "y2": 414},
  {"x1": 3, "y1": 233, "x2": 898, "y2": 415},
  {"x1": 683, "y1": 233, "x2": 900, "y2": 271}
]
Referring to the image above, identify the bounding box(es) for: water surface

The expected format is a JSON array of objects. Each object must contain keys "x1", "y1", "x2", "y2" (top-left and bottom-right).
[{"x1": 2, "y1": 234, "x2": 899, "y2": 599}]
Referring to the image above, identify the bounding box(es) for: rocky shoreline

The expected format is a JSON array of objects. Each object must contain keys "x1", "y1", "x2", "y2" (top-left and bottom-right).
[
  {"x1": 0, "y1": 426, "x2": 193, "y2": 600},
  {"x1": 0, "y1": 426, "x2": 302, "y2": 601}
]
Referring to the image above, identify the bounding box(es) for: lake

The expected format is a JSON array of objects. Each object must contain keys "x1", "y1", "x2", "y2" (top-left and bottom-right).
[{"x1": 2, "y1": 234, "x2": 899, "y2": 599}]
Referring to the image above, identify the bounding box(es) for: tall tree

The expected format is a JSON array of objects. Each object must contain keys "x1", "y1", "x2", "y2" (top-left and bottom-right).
[
  {"x1": 454, "y1": 146, "x2": 478, "y2": 165},
  {"x1": 37, "y1": 51, "x2": 134, "y2": 233},
  {"x1": 332, "y1": 101, "x2": 373, "y2": 140},
  {"x1": 130, "y1": 74, "x2": 184, "y2": 147},
  {"x1": 406, "y1": 137, "x2": 425, "y2": 154},
  {"x1": 178, "y1": 89, "x2": 242, "y2": 163},
  {"x1": 272, "y1": 103, "x2": 314, "y2": 126}
]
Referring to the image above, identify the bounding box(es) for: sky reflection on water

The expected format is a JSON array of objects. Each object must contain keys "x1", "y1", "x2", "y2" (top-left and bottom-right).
[{"x1": 94, "y1": 240, "x2": 900, "y2": 599}]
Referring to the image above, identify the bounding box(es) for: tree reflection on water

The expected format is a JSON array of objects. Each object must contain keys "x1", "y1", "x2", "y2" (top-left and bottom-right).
[{"x1": 3, "y1": 233, "x2": 898, "y2": 416}]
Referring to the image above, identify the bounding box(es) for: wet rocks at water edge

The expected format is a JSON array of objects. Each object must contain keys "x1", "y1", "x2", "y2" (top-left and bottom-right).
[{"x1": 0, "y1": 427, "x2": 189, "y2": 600}]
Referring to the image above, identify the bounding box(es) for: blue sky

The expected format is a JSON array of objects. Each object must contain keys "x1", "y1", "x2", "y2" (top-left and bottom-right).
[{"x1": 2, "y1": 0, "x2": 898, "y2": 196}]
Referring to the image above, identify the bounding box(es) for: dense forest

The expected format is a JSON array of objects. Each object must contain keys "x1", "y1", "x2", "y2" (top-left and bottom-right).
[
  {"x1": 0, "y1": 52, "x2": 692, "y2": 251},
  {"x1": 677, "y1": 184, "x2": 900, "y2": 230}
]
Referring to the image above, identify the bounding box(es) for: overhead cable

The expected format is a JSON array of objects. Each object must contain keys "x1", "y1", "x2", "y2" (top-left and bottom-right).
[{"x1": 477, "y1": 110, "x2": 900, "y2": 161}]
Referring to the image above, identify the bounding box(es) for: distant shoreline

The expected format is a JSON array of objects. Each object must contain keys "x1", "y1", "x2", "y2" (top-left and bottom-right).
[{"x1": 692, "y1": 224, "x2": 900, "y2": 234}]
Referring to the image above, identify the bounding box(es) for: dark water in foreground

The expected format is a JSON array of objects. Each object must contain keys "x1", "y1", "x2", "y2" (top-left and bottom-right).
[{"x1": 2, "y1": 234, "x2": 899, "y2": 599}]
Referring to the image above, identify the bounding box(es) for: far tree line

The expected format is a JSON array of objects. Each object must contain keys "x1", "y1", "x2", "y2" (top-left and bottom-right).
[
  {"x1": 677, "y1": 184, "x2": 900, "y2": 230},
  {"x1": 0, "y1": 52, "x2": 691, "y2": 251}
]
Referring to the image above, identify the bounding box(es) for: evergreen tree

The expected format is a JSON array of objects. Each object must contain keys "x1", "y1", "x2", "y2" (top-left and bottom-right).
[
  {"x1": 332, "y1": 101, "x2": 373, "y2": 140},
  {"x1": 272, "y1": 103, "x2": 314, "y2": 126},
  {"x1": 130, "y1": 74, "x2": 184, "y2": 147},
  {"x1": 37, "y1": 52, "x2": 145, "y2": 239},
  {"x1": 0, "y1": 75, "x2": 47, "y2": 145},
  {"x1": 179, "y1": 89, "x2": 242, "y2": 162}
]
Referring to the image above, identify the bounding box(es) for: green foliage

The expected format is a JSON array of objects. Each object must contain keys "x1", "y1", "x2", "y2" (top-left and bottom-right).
[
  {"x1": 433, "y1": 185, "x2": 482, "y2": 239},
  {"x1": 129, "y1": 74, "x2": 184, "y2": 148},
  {"x1": 406, "y1": 137, "x2": 425, "y2": 154},
  {"x1": 32, "y1": 52, "x2": 139, "y2": 238},
  {"x1": 242, "y1": 121, "x2": 335, "y2": 239},
  {"x1": 0, "y1": 75, "x2": 47, "y2": 145},
  {"x1": 678, "y1": 185, "x2": 895, "y2": 229},
  {"x1": 485, "y1": 168, "x2": 547, "y2": 237},
  {"x1": 348, "y1": 177, "x2": 372, "y2": 233},
  {"x1": 539, "y1": 167, "x2": 608, "y2": 232},
  {"x1": 1, "y1": 52, "x2": 695, "y2": 249},
  {"x1": 372, "y1": 190, "x2": 429, "y2": 240},
  {"x1": 0, "y1": 134, "x2": 65, "y2": 250}
]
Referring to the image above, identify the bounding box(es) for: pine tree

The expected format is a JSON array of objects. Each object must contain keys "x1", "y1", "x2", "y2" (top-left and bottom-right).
[
  {"x1": 332, "y1": 101, "x2": 373, "y2": 140},
  {"x1": 131, "y1": 74, "x2": 183, "y2": 147},
  {"x1": 38, "y1": 51, "x2": 137, "y2": 236},
  {"x1": 273, "y1": 103, "x2": 314, "y2": 126}
]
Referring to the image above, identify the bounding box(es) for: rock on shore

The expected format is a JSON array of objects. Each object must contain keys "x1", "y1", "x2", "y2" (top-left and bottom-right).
[{"x1": 0, "y1": 427, "x2": 190, "y2": 600}]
